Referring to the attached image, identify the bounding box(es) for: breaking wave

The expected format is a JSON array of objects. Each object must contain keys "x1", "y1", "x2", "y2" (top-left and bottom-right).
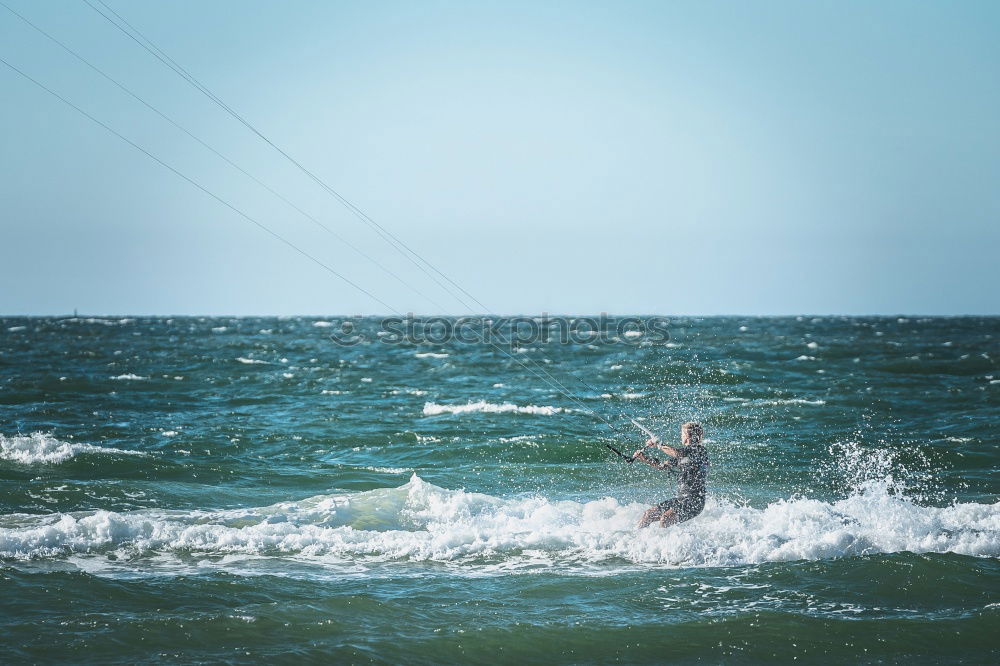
[
  {"x1": 235, "y1": 357, "x2": 269, "y2": 365},
  {"x1": 0, "y1": 433, "x2": 145, "y2": 465},
  {"x1": 2, "y1": 474, "x2": 996, "y2": 569},
  {"x1": 423, "y1": 401, "x2": 566, "y2": 416}
]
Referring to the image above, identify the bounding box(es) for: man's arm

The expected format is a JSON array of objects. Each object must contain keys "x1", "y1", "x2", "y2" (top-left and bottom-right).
[
  {"x1": 631, "y1": 449, "x2": 676, "y2": 471},
  {"x1": 642, "y1": 437, "x2": 688, "y2": 460},
  {"x1": 655, "y1": 444, "x2": 690, "y2": 459}
]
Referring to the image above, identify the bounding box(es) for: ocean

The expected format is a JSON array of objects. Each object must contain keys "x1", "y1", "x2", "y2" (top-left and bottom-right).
[{"x1": 1, "y1": 315, "x2": 997, "y2": 663}]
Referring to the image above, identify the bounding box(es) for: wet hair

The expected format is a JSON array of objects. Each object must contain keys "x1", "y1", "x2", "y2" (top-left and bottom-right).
[{"x1": 681, "y1": 422, "x2": 704, "y2": 444}]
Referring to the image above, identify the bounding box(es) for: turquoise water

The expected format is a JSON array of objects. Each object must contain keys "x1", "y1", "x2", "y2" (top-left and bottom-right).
[{"x1": 1, "y1": 316, "x2": 997, "y2": 663}]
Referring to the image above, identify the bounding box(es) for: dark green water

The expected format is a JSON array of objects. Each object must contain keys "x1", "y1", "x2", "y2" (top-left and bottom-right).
[{"x1": 1, "y1": 316, "x2": 997, "y2": 663}]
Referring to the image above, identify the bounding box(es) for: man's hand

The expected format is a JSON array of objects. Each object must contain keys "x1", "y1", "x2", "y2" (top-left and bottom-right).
[
  {"x1": 644, "y1": 437, "x2": 660, "y2": 448},
  {"x1": 632, "y1": 449, "x2": 673, "y2": 471}
]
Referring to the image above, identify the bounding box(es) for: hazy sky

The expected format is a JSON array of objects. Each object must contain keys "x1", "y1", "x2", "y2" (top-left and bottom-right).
[{"x1": 1, "y1": 0, "x2": 998, "y2": 315}]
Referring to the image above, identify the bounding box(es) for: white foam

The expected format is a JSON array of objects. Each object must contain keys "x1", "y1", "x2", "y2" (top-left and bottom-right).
[
  {"x1": 7, "y1": 326, "x2": 26, "y2": 332},
  {"x1": 414, "y1": 352, "x2": 449, "y2": 359},
  {"x1": 110, "y1": 374, "x2": 147, "y2": 381},
  {"x1": 1, "y1": 475, "x2": 996, "y2": 569},
  {"x1": 236, "y1": 357, "x2": 269, "y2": 365},
  {"x1": 0, "y1": 433, "x2": 144, "y2": 465},
  {"x1": 423, "y1": 401, "x2": 566, "y2": 416},
  {"x1": 313, "y1": 321, "x2": 334, "y2": 328},
  {"x1": 756, "y1": 398, "x2": 826, "y2": 406},
  {"x1": 497, "y1": 435, "x2": 538, "y2": 444}
]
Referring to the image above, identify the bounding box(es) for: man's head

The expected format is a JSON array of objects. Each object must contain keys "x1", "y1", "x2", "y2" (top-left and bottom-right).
[{"x1": 681, "y1": 422, "x2": 704, "y2": 446}]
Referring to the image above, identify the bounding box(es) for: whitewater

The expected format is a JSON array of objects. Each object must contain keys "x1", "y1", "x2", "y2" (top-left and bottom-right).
[
  {"x1": 3, "y1": 470, "x2": 996, "y2": 569},
  {"x1": 0, "y1": 432, "x2": 145, "y2": 465}
]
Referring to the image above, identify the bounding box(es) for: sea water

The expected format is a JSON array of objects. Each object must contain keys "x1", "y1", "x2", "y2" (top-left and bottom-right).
[{"x1": 1, "y1": 316, "x2": 997, "y2": 662}]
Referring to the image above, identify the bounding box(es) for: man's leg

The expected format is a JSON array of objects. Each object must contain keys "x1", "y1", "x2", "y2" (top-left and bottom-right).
[
  {"x1": 637, "y1": 505, "x2": 663, "y2": 528},
  {"x1": 658, "y1": 508, "x2": 679, "y2": 528}
]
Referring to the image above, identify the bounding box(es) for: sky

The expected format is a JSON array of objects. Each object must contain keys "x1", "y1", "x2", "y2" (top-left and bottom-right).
[{"x1": 1, "y1": 0, "x2": 998, "y2": 316}]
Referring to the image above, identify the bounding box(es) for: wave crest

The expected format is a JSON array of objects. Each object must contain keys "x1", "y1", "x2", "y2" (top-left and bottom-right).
[
  {"x1": 423, "y1": 401, "x2": 566, "y2": 416},
  {"x1": 0, "y1": 433, "x2": 145, "y2": 465},
  {"x1": 1, "y1": 475, "x2": 996, "y2": 569}
]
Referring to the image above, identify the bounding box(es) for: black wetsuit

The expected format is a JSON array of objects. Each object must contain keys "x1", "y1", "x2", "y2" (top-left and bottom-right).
[{"x1": 658, "y1": 444, "x2": 709, "y2": 522}]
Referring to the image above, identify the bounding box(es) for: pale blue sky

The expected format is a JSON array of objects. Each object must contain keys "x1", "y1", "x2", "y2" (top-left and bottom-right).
[{"x1": 1, "y1": 0, "x2": 998, "y2": 315}]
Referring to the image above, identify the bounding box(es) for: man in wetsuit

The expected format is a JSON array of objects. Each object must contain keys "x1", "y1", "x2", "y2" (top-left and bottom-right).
[{"x1": 633, "y1": 422, "x2": 709, "y2": 528}]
